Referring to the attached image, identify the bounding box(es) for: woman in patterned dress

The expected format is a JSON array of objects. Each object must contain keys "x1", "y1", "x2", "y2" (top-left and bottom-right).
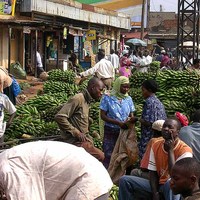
[{"x1": 138, "y1": 79, "x2": 167, "y2": 159}]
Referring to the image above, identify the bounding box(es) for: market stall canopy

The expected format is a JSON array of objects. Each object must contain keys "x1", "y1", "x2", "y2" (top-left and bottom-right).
[{"x1": 125, "y1": 38, "x2": 147, "y2": 46}]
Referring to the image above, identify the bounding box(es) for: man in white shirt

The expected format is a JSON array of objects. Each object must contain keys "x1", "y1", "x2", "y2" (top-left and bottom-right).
[
  {"x1": 36, "y1": 46, "x2": 45, "y2": 77},
  {"x1": 80, "y1": 51, "x2": 115, "y2": 90},
  {"x1": 108, "y1": 49, "x2": 119, "y2": 73},
  {"x1": 0, "y1": 141, "x2": 113, "y2": 200}
]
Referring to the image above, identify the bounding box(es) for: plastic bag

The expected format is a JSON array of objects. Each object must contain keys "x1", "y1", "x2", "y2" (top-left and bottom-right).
[
  {"x1": 12, "y1": 77, "x2": 21, "y2": 97},
  {"x1": 10, "y1": 62, "x2": 27, "y2": 80}
]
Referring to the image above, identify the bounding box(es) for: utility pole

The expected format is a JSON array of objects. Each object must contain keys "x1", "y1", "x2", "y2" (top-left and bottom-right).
[{"x1": 140, "y1": 0, "x2": 146, "y2": 40}]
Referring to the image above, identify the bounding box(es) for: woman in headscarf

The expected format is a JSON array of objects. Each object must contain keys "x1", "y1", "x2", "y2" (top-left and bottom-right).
[
  {"x1": 138, "y1": 79, "x2": 166, "y2": 160},
  {"x1": 100, "y1": 76, "x2": 135, "y2": 168}
]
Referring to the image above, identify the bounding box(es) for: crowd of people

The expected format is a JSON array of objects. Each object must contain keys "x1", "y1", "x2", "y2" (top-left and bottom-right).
[{"x1": 0, "y1": 46, "x2": 200, "y2": 200}]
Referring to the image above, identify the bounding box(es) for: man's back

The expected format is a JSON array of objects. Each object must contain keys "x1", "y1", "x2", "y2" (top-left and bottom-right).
[
  {"x1": 110, "y1": 53, "x2": 119, "y2": 69},
  {"x1": 0, "y1": 141, "x2": 112, "y2": 200},
  {"x1": 179, "y1": 123, "x2": 200, "y2": 162}
]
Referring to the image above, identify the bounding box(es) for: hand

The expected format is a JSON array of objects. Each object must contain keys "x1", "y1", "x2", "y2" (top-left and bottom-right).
[
  {"x1": 77, "y1": 132, "x2": 87, "y2": 142},
  {"x1": 164, "y1": 139, "x2": 174, "y2": 152},
  {"x1": 129, "y1": 117, "x2": 138, "y2": 123},
  {"x1": 73, "y1": 129, "x2": 87, "y2": 142},
  {"x1": 118, "y1": 122, "x2": 128, "y2": 129}
]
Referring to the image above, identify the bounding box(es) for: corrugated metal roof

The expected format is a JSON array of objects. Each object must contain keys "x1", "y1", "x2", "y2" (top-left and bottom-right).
[{"x1": 20, "y1": 0, "x2": 130, "y2": 29}]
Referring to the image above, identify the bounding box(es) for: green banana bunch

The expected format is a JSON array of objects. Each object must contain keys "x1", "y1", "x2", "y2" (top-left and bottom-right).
[
  {"x1": 48, "y1": 69, "x2": 76, "y2": 84},
  {"x1": 109, "y1": 185, "x2": 119, "y2": 200}
]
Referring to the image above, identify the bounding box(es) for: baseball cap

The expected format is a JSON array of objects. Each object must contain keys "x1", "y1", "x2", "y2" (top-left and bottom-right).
[{"x1": 152, "y1": 120, "x2": 165, "y2": 131}]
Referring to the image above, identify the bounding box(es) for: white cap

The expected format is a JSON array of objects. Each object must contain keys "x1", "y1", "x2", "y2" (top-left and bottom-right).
[
  {"x1": 152, "y1": 120, "x2": 165, "y2": 131},
  {"x1": 122, "y1": 50, "x2": 129, "y2": 55},
  {"x1": 161, "y1": 49, "x2": 166, "y2": 54}
]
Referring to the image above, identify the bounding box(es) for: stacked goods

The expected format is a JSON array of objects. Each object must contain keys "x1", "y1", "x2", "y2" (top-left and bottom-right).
[
  {"x1": 5, "y1": 93, "x2": 69, "y2": 141},
  {"x1": 129, "y1": 70, "x2": 200, "y2": 128},
  {"x1": 43, "y1": 80, "x2": 79, "y2": 95},
  {"x1": 48, "y1": 69, "x2": 76, "y2": 83}
]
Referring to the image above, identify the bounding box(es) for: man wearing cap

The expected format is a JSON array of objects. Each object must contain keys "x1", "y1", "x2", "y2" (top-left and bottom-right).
[{"x1": 119, "y1": 117, "x2": 192, "y2": 200}]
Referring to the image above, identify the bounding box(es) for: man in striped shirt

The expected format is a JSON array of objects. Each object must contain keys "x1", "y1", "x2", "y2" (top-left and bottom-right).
[{"x1": 119, "y1": 117, "x2": 192, "y2": 200}]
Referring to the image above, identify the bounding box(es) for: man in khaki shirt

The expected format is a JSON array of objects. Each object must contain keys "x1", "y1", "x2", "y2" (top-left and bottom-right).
[{"x1": 55, "y1": 77, "x2": 105, "y2": 162}]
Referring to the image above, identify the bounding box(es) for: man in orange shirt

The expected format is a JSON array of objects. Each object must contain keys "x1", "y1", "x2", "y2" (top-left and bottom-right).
[{"x1": 119, "y1": 117, "x2": 193, "y2": 200}]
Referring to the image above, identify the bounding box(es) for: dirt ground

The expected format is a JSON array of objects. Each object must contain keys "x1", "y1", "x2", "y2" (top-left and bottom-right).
[{"x1": 17, "y1": 76, "x2": 44, "y2": 104}]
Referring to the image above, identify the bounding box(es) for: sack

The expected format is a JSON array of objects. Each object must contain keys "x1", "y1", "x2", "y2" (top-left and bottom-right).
[
  {"x1": 12, "y1": 77, "x2": 21, "y2": 97},
  {"x1": 108, "y1": 123, "x2": 138, "y2": 185},
  {"x1": 39, "y1": 71, "x2": 49, "y2": 81},
  {"x1": 10, "y1": 62, "x2": 27, "y2": 80}
]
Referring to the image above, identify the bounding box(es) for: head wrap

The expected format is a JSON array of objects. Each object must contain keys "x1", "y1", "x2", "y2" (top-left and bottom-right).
[
  {"x1": 152, "y1": 120, "x2": 165, "y2": 131},
  {"x1": 175, "y1": 112, "x2": 189, "y2": 127},
  {"x1": 111, "y1": 76, "x2": 129, "y2": 99}
]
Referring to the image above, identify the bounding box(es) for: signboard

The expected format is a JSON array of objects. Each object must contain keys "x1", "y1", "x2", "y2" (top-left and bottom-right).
[
  {"x1": 0, "y1": 0, "x2": 16, "y2": 16},
  {"x1": 86, "y1": 30, "x2": 96, "y2": 41}
]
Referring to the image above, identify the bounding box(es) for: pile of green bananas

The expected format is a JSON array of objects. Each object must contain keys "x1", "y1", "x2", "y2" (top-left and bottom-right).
[
  {"x1": 129, "y1": 71, "x2": 156, "y2": 88},
  {"x1": 48, "y1": 69, "x2": 76, "y2": 84},
  {"x1": 4, "y1": 92, "x2": 70, "y2": 141},
  {"x1": 43, "y1": 81, "x2": 79, "y2": 95},
  {"x1": 156, "y1": 70, "x2": 200, "y2": 91},
  {"x1": 109, "y1": 185, "x2": 119, "y2": 200},
  {"x1": 24, "y1": 92, "x2": 68, "y2": 111}
]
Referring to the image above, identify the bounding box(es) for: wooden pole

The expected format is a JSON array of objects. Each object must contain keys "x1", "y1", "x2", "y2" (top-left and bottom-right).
[{"x1": 140, "y1": 0, "x2": 146, "y2": 40}]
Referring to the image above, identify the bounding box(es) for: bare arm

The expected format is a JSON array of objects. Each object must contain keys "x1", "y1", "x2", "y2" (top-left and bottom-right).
[
  {"x1": 164, "y1": 139, "x2": 176, "y2": 175},
  {"x1": 6, "y1": 112, "x2": 16, "y2": 129}
]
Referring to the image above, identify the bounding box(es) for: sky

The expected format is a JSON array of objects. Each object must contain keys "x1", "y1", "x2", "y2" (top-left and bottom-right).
[{"x1": 150, "y1": 0, "x2": 193, "y2": 13}]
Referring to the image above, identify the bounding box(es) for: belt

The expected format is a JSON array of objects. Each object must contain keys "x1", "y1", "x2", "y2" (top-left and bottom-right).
[{"x1": 101, "y1": 77, "x2": 112, "y2": 80}]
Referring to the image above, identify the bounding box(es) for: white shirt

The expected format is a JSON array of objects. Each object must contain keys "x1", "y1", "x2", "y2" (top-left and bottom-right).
[
  {"x1": 36, "y1": 51, "x2": 43, "y2": 68},
  {"x1": 108, "y1": 53, "x2": 120, "y2": 69},
  {"x1": 80, "y1": 58, "x2": 115, "y2": 79},
  {"x1": 0, "y1": 93, "x2": 16, "y2": 137},
  {"x1": 0, "y1": 141, "x2": 113, "y2": 200}
]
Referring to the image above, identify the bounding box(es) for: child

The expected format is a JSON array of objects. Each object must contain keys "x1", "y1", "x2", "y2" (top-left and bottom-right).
[
  {"x1": 0, "y1": 93, "x2": 16, "y2": 143},
  {"x1": 170, "y1": 157, "x2": 200, "y2": 200}
]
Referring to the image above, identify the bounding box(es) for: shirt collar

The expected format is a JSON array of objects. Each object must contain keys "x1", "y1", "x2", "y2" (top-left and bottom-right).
[{"x1": 82, "y1": 89, "x2": 93, "y2": 104}]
